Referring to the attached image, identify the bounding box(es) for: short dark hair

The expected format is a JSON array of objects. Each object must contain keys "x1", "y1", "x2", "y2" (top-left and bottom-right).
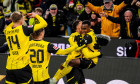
[
  {"x1": 31, "y1": 28, "x2": 44, "y2": 38},
  {"x1": 10, "y1": 11, "x2": 23, "y2": 23},
  {"x1": 82, "y1": 20, "x2": 91, "y2": 26},
  {"x1": 72, "y1": 20, "x2": 81, "y2": 32}
]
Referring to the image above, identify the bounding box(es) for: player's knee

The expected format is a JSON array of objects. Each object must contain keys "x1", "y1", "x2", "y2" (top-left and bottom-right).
[
  {"x1": 68, "y1": 59, "x2": 75, "y2": 67},
  {"x1": 68, "y1": 59, "x2": 80, "y2": 67}
]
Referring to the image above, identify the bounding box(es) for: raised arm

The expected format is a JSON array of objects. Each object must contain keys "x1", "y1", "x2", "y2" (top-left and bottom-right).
[
  {"x1": 47, "y1": 43, "x2": 79, "y2": 55},
  {"x1": 27, "y1": 13, "x2": 48, "y2": 31},
  {"x1": 99, "y1": 12, "x2": 121, "y2": 24}
]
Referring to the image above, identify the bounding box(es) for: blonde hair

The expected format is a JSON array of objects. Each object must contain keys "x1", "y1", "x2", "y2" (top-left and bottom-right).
[{"x1": 10, "y1": 11, "x2": 23, "y2": 23}]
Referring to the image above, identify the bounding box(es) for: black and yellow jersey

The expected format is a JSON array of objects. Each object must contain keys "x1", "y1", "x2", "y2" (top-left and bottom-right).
[
  {"x1": 67, "y1": 32, "x2": 82, "y2": 60},
  {"x1": 29, "y1": 40, "x2": 51, "y2": 82},
  {"x1": 29, "y1": 40, "x2": 78, "y2": 82},
  {"x1": 62, "y1": 32, "x2": 83, "y2": 67},
  {"x1": 4, "y1": 15, "x2": 47, "y2": 70},
  {"x1": 83, "y1": 29, "x2": 100, "y2": 64}
]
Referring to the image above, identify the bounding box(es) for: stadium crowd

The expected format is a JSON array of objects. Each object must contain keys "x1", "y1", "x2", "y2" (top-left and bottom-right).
[{"x1": 0, "y1": 0, "x2": 140, "y2": 38}]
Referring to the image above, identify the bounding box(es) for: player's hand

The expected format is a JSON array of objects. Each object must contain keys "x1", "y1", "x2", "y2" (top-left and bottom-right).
[
  {"x1": 27, "y1": 12, "x2": 37, "y2": 18},
  {"x1": 81, "y1": 34, "x2": 92, "y2": 45},
  {"x1": 74, "y1": 35, "x2": 83, "y2": 47},
  {"x1": 99, "y1": 12, "x2": 108, "y2": 17}
]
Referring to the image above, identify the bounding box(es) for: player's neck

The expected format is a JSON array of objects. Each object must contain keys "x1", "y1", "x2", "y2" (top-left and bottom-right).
[
  {"x1": 34, "y1": 37, "x2": 43, "y2": 41},
  {"x1": 13, "y1": 23, "x2": 22, "y2": 28}
]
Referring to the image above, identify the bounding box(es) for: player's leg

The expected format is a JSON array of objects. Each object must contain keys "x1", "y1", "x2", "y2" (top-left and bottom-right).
[
  {"x1": 78, "y1": 69, "x2": 85, "y2": 84},
  {"x1": 16, "y1": 65, "x2": 33, "y2": 84},
  {"x1": 66, "y1": 67, "x2": 83, "y2": 84},
  {"x1": 68, "y1": 58, "x2": 81, "y2": 67},
  {"x1": 50, "y1": 64, "x2": 73, "y2": 84},
  {"x1": 5, "y1": 69, "x2": 17, "y2": 84},
  {"x1": 79, "y1": 58, "x2": 96, "y2": 69},
  {"x1": 50, "y1": 53, "x2": 75, "y2": 84}
]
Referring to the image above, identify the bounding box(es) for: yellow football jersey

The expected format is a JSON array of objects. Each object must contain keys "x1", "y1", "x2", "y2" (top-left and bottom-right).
[
  {"x1": 4, "y1": 14, "x2": 47, "y2": 70},
  {"x1": 86, "y1": 29, "x2": 99, "y2": 64},
  {"x1": 29, "y1": 40, "x2": 51, "y2": 82},
  {"x1": 4, "y1": 25, "x2": 30, "y2": 70},
  {"x1": 63, "y1": 32, "x2": 82, "y2": 67}
]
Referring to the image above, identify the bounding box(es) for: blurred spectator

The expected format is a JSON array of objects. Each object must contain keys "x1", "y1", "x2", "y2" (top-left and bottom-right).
[
  {"x1": 44, "y1": 4, "x2": 67, "y2": 37},
  {"x1": 3, "y1": 0, "x2": 18, "y2": 12},
  {"x1": 78, "y1": 7, "x2": 92, "y2": 21},
  {"x1": 84, "y1": 0, "x2": 130, "y2": 38},
  {"x1": 33, "y1": 0, "x2": 41, "y2": 8},
  {"x1": 40, "y1": 0, "x2": 48, "y2": 14},
  {"x1": 75, "y1": 1, "x2": 84, "y2": 17},
  {"x1": 17, "y1": 0, "x2": 33, "y2": 15},
  {"x1": 120, "y1": 0, "x2": 139, "y2": 17},
  {"x1": 4, "y1": 10, "x2": 12, "y2": 27},
  {"x1": 125, "y1": 26, "x2": 140, "y2": 58},
  {"x1": 91, "y1": 12, "x2": 98, "y2": 19},
  {"x1": 40, "y1": 0, "x2": 66, "y2": 13},
  {"x1": 0, "y1": 0, "x2": 4, "y2": 6},
  {"x1": 64, "y1": 0, "x2": 76, "y2": 36},
  {"x1": 0, "y1": 6, "x2": 5, "y2": 34},
  {"x1": 135, "y1": 0, "x2": 140, "y2": 17},
  {"x1": 29, "y1": 7, "x2": 43, "y2": 25},
  {"x1": 90, "y1": 12, "x2": 101, "y2": 34},
  {"x1": 100, "y1": 9, "x2": 140, "y2": 39}
]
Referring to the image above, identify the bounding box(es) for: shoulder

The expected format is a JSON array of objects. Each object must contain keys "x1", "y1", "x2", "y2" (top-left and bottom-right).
[
  {"x1": 87, "y1": 29, "x2": 95, "y2": 36},
  {"x1": 70, "y1": 32, "x2": 80, "y2": 37}
]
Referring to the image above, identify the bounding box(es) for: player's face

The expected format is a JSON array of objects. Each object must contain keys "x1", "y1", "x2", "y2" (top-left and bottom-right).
[
  {"x1": 81, "y1": 24, "x2": 90, "y2": 35},
  {"x1": 76, "y1": 21, "x2": 82, "y2": 33}
]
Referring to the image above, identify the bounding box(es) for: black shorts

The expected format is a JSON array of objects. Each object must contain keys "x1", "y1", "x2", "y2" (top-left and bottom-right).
[
  {"x1": 6, "y1": 65, "x2": 33, "y2": 84},
  {"x1": 66, "y1": 67, "x2": 85, "y2": 84},
  {"x1": 79, "y1": 58, "x2": 96, "y2": 69},
  {"x1": 34, "y1": 79, "x2": 49, "y2": 84}
]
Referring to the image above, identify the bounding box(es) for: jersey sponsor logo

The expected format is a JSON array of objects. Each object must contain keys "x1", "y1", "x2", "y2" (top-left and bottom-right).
[{"x1": 53, "y1": 45, "x2": 58, "y2": 50}]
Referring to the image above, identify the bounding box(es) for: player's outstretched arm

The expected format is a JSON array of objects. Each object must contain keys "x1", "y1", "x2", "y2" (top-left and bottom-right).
[
  {"x1": 56, "y1": 44, "x2": 78, "y2": 55},
  {"x1": 27, "y1": 13, "x2": 48, "y2": 31},
  {"x1": 82, "y1": 47, "x2": 101, "y2": 59}
]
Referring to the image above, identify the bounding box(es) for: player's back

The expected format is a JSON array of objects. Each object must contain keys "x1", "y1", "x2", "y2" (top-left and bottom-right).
[
  {"x1": 29, "y1": 40, "x2": 51, "y2": 82},
  {"x1": 4, "y1": 24, "x2": 30, "y2": 69}
]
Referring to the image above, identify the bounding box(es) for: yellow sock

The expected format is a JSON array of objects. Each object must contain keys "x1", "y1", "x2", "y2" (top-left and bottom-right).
[{"x1": 53, "y1": 66, "x2": 73, "y2": 81}]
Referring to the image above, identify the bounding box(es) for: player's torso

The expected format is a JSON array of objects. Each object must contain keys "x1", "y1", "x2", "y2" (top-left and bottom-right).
[
  {"x1": 67, "y1": 32, "x2": 82, "y2": 60},
  {"x1": 28, "y1": 40, "x2": 51, "y2": 81},
  {"x1": 4, "y1": 25, "x2": 30, "y2": 69},
  {"x1": 85, "y1": 30, "x2": 98, "y2": 64}
]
